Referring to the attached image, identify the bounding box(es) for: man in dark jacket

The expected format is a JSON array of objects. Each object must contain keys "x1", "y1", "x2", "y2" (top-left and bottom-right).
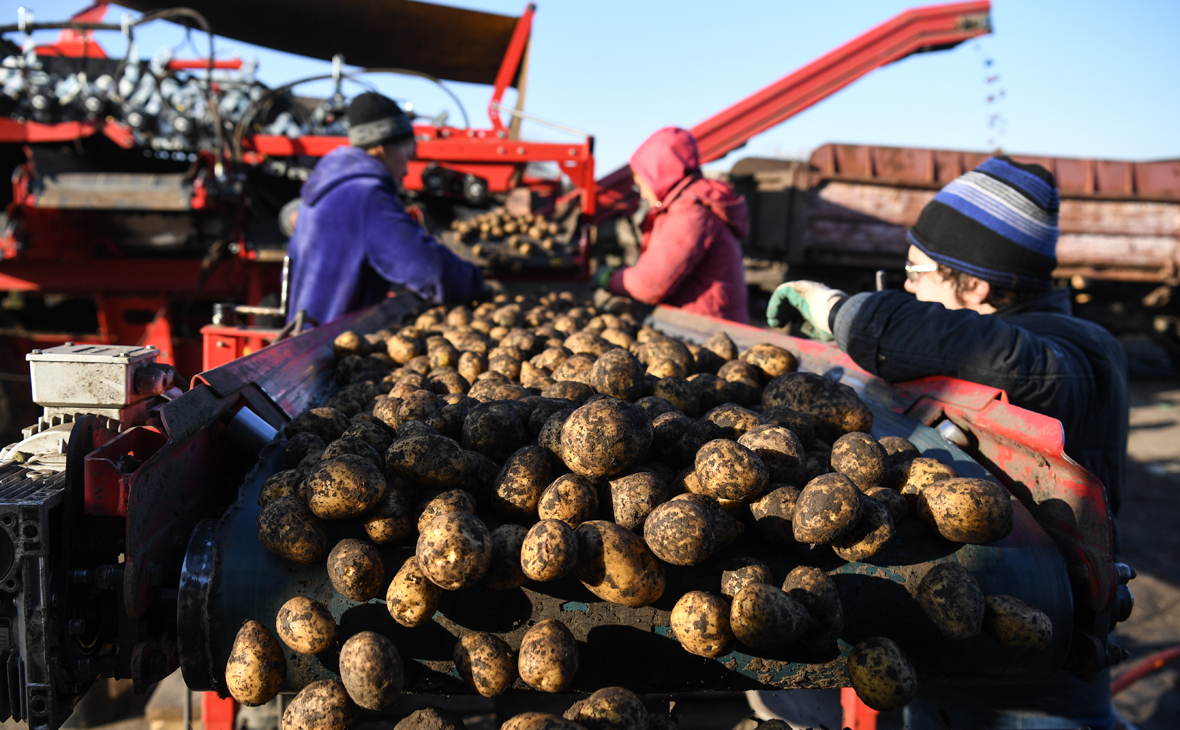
[
  {"x1": 286, "y1": 93, "x2": 484, "y2": 324},
  {"x1": 766, "y1": 156, "x2": 1130, "y2": 729}
]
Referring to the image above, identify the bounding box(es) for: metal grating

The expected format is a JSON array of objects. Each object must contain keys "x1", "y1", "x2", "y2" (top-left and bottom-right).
[{"x1": 0, "y1": 465, "x2": 66, "y2": 504}]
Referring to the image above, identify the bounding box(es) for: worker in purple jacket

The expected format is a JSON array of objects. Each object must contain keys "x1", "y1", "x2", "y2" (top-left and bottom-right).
[{"x1": 286, "y1": 92, "x2": 484, "y2": 324}]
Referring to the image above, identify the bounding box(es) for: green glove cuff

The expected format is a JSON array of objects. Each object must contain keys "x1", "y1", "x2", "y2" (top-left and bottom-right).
[
  {"x1": 767, "y1": 285, "x2": 812, "y2": 329},
  {"x1": 593, "y1": 266, "x2": 617, "y2": 290}
]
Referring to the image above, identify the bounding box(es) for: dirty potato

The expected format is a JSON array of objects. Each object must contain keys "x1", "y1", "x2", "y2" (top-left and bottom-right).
[
  {"x1": 699, "y1": 404, "x2": 766, "y2": 441},
  {"x1": 984, "y1": 594, "x2": 1053, "y2": 653},
  {"x1": 782, "y1": 566, "x2": 843, "y2": 649},
  {"x1": 917, "y1": 562, "x2": 985, "y2": 641},
  {"x1": 306, "y1": 454, "x2": 386, "y2": 519},
  {"x1": 501, "y1": 714, "x2": 586, "y2": 730},
  {"x1": 225, "y1": 620, "x2": 285, "y2": 706},
  {"x1": 651, "y1": 412, "x2": 706, "y2": 468},
  {"x1": 608, "y1": 470, "x2": 670, "y2": 532},
  {"x1": 462, "y1": 401, "x2": 529, "y2": 462},
  {"x1": 339, "y1": 631, "x2": 403, "y2": 710},
  {"x1": 416, "y1": 489, "x2": 477, "y2": 533},
  {"x1": 730, "y1": 583, "x2": 810, "y2": 650},
  {"x1": 891, "y1": 457, "x2": 957, "y2": 502},
  {"x1": 257, "y1": 496, "x2": 330, "y2": 564},
  {"x1": 485, "y1": 524, "x2": 529, "y2": 590},
  {"x1": 327, "y1": 538, "x2": 385, "y2": 602},
  {"x1": 590, "y1": 348, "x2": 645, "y2": 401},
  {"x1": 878, "y1": 436, "x2": 920, "y2": 468},
  {"x1": 748, "y1": 486, "x2": 800, "y2": 545},
  {"x1": 416, "y1": 512, "x2": 493, "y2": 590},
  {"x1": 564, "y1": 686, "x2": 648, "y2": 730},
  {"x1": 831, "y1": 497, "x2": 896, "y2": 562},
  {"x1": 387, "y1": 433, "x2": 465, "y2": 489},
  {"x1": 738, "y1": 426, "x2": 806, "y2": 486},
  {"x1": 454, "y1": 632, "x2": 517, "y2": 697},
  {"x1": 521, "y1": 520, "x2": 580, "y2": 581},
  {"x1": 694, "y1": 439, "x2": 770, "y2": 502},
  {"x1": 386, "y1": 556, "x2": 442, "y2": 627},
  {"x1": 761, "y1": 372, "x2": 872, "y2": 443},
  {"x1": 537, "y1": 475, "x2": 599, "y2": 527},
  {"x1": 651, "y1": 377, "x2": 699, "y2": 415},
  {"x1": 320, "y1": 435, "x2": 383, "y2": 470},
  {"x1": 574, "y1": 520, "x2": 666, "y2": 607},
  {"x1": 282, "y1": 680, "x2": 352, "y2": 730},
  {"x1": 286, "y1": 406, "x2": 351, "y2": 444},
  {"x1": 493, "y1": 446, "x2": 554, "y2": 521},
  {"x1": 671, "y1": 493, "x2": 745, "y2": 549},
  {"x1": 917, "y1": 478, "x2": 1014, "y2": 544},
  {"x1": 848, "y1": 637, "x2": 917, "y2": 711},
  {"x1": 364, "y1": 487, "x2": 416, "y2": 544},
  {"x1": 865, "y1": 486, "x2": 908, "y2": 524},
  {"x1": 518, "y1": 619, "x2": 579, "y2": 693},
  {"x1": 259, "y1": 469, "x2": 305, "y2": 507},
  {"x1": 721, "y1": 557, "x2": 775, "y2": 598},
  {"x1": 739, "y1": 343, "x2": 798, "y2": 382},
  {"x1": 285, "y1": 432, "x2": 327, "y2": 468},
  {"x1": 643, "y1": 499, "x2": 715, "y2": 566},
  {"x1": 276, "y1": 596, "x2": 336, "y2": 655},
  {"x1": 792, "y1": 473, "x2": 862, "y2": 545},
  {"x1": 830, "y1": 432, "x2": 888, "y2": 491},
  {"x1": 671, "y1": 591, "x2": 735, "y2": 658},
  {"x1": 560, "y1": 398, "x2": 653, "y2": 479}
]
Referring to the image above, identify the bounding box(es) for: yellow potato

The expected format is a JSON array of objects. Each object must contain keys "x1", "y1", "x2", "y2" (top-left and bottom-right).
[
  {"x1": 729, "y1": 583, "x2": 809, "y2": 650},
  {"x1": 670, "y1": 591, "x2": 735, "y2": 658},
  {"x1": 917, "y1": 478, "x2": 1014, "y2": 544},
  {"x1": 518, "y1": 619, "x2": 579, "y2": 693},
  {"x1": 275, "y1": 596, "x2": 336, "y2": 655},
  {"x1": 848, "y1": 637, "x2": 917, "y2": 711},
  {"x1": 385, "y1": 556, "x2": 441, "y2": 627},
  {"x1": 984, "y1": 594, "x2": 1053, "y2": 653},
  {"x1": 225, "y1": 620, "x2": 285, "y2": 706},
  {"x1": 339, "y1": 631, "x2": 403, "y2": 710},
  {"x1": 416, "y1": 512, "x2": 493, "y2": 590},
  {"x1": 281, "y1": 680, "x2": 352, "y2": 730},
  {"x1": 257, "y1": 496, "x2": 329, "y2": 564},
  {"x1": 454, "y1": 632, "x2": 517, "y2": 697},
  {"x1": 573, "y1": 521, "x2": 665, "y2": 607}
]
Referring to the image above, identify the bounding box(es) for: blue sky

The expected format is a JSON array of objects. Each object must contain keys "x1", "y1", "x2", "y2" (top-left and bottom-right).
[{"x1": 13, "y1": 0, "x2": 1180, "y2": 175}]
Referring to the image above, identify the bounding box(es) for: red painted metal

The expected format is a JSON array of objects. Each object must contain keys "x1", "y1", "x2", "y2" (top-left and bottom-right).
[
  {"x1": 593, "y1": 1, "x2": 992, "y2": 221},
  {"x1": 487, "y1": 3, "x2": 535, "y2": 134},
  {"x1": 201, "y1": 692, "x2": 237, "y2": 730},
  {"x1": 200, "y1": 324, "x2": 282, "y2": 372},
  {"x1": 165, "y1": 59, "x2": 243, "y2": 71},
  {"x1": 1111, "y1": 646, "x2": 1180, "y2": 695},
  {"x1": 83, "y1": 427, "x2": 168, "y2": 517},
  {"x1": 34, "y1": 2, "x2": 110, "y2": 59},
  {"x1": 841, "y1": 687, "x2": 878, "y2": 730}
]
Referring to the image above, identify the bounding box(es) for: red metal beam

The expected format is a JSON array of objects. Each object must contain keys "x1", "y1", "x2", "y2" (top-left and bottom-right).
[
  {"x1": 487, "y1": 3, "x2": 536, "y2": 133},
  {"x1": 593, "y1": 1, "x2": 992, "y2": 222}
]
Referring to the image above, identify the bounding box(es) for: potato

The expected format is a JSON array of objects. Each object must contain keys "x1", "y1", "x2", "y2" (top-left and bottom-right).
[
  {"x1": 830, "y1": 432, "x2": 888, "y2": 491},
  {"x1": 307, "y1": 454, "x2": 386, "y2": 519},
  {"x1": 462, "y1": 401, "x2": 529, "y2": 462},
  {"x1": 564, "y1": 686, "x2": 648, "y2": 730},
  {"x1": 326, "y1": 538, "x2": 385, "y2": 601},
  {"x1": 647, "y1": 358, "x2": 686, "y2": 379},
  {"x1": 417, "y1": 489, "x2": 477, "y2": 533},
  {"x1": 718, "y1": 359, "x2": 762, "y2": 385},
  {"x1": 984, "y1": 594, "x2": 1053, "y2": 653},
  {"x1": 458, "y1": 350, "x2": 487, "y2": 384},
  {"x1": 518, "y1": 619, "x2": 579, "y2": 692},
  {"x1": 878, "y1": 435, "x2": 919, "y2": 468},
  {"x1": 417, "y1": 512, "x2": 493, "y2": 590},
  {"x1": 560, "y1": 398, "x2": 653, "y2": 479},
  {"x1": 608, "y1": 470, "x2": 669, "y2": 532},
  {"x1": 282, "y1": 680, "x2": 352, "y2": 730},
  {"x1": 339, "y1": 631, "x2": 403, "y2": 710},
  {"x1": 538, "y1": 474, "x2": 599, "y2": 527},
  {"x1": 321, "y1": 435, "x2": 383, "y2": 470},
  {"x1": 501, "y1": 713, "x2": 586, "y2": 730},
  {"x1": 276, "y1": 596, "x2": 336, "y2": 655},
  {"x1": 574, "y1": 521, "x2": 665, "y2": 607},
  {"x1": 804, "y1": 442, "x2": 832, "y2": 480},
  {"x1": 782, "y1": 566, "x2": 843, "y2": 648},
  {"x1": 521, "y1": 520, "x2": 580, "y2": 581},
  {"x1": 694, "y1": 439, "x2": 769, "y2": 502},
  {"x1": 534, "y1": 349, "x2": 574, "y2": 375},
  {"x1": 386, "y1": 433, "x2": 465, "y2": 489},
  {"x1": 864, "y1": 486, "x2": 908, "y2": 524},
  {"x1": 342, "y1": 420, "x2": 395, "y2": 454},
  {"x1": 493, "y1": 446, "x2": 554, "y2": 521},
  {"x1": 739, "y1": 343, "x2": 798, "y2": 381},
  {"x1": 334, "y1": 330, "x2": 368, "y2": 358},
  {"x1": 387, "y1": 334, "x2": 424, "y2": 364},
  {"x1": 639, "y1": 336, "x2": 694, "y2": 376},
  {"x1": 688, "y1": 374, "x2": 735, "y2": 412},
  {"x1": 917, "y1": 478, "x2": 1014, "y2": 544},
  {"x1": 225, "y1": 620, "x2": 285, "y2": 706},
  {"x1": 917, "y1": 563, "x2": 985, "y2": 640},
  {"x1": 542, "y1": 380, "x2": 595, "y2": 404},
  {"x1": 286, "y1": 406, "x2": 351, "y2": 443},
  {"x1": 590, "y1": 348, "x2": 644, "y2": 401},
  {"x1": 364, "y1": 487, "x2": 416, "y2": 544},
  {"x1": 748, "y1": 485, "x2": 800, "y2": 545},
  {"x1": 643, "y1": 499, "x2": 715, "y2": 566},
  {"x1": 485, "y1": 524, "x2": 529, "y2": 590},
  {"x1": 848, "y1": 637, "x2": 917, "y2": 711},
  {"x1": 671, "y1": 493, "x2": 744, "y2": 548},
  {"x1": 395, "y1": 708, "x2": 466, "y2": 730},
  {"x1": 651, "y1": 412, "x2": 706, "y2": 468},
  {"x1": 738, "y1": 426, "x2": 806, "y2": 486},
  {"x1": 702, "y1": 331, "x2": 739, "y2": 362},
  {"x1": 721, "y1": 557, "x2": 774, "y2": 598},
  {"x1": 258, "y1": 496, "x2": 330, "y2": 564},
  {"x1": 792, "y1": 473, "x2": 862, "y2": 544},
  {"x1": 700, "y1": 404, "x2": 766, "y2": 441},
  {"x1": 671, "y1": 591, "x2": 735, "y2": 658},
  {"x1": 259, "y1": 469, "x2": 305, "y2": 507},
  {"x1": 891, "y1": 457, "x2": 957, "y2": 501},
  {"x1": 386, "y1": 556, "x2": 442, "y2": 627},
  {"x1": 831, "y1": 497, "x2": 896, "y2": 562},
  {"x1": 552, "y1": 354, "x2": 597, "y2": 385},
  {"x1": 285, "y1": 432, "x2": 327, "y2": 468},
  {"x1": 761, "y1": 372, "x2": 872, "y2": 443},
  {"x1": 730, "y1": 583, "x2": 810, "y2": 649},
  {"x1": 454, "y1": 632, "x2": 517, "y2": 697}
]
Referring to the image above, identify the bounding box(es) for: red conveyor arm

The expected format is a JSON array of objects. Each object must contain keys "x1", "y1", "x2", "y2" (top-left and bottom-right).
[{"x1": 594, "y1": 0, "x2": 991, "y2": 222}]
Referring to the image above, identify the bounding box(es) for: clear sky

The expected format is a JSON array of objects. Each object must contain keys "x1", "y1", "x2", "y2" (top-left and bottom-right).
[{"x1": 12, "y1": 0, "x2": 1180, "y2": 175}]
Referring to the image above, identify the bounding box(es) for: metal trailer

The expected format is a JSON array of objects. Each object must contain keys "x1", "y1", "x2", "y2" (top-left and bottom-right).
[{"x1": 0, "y1": 291, "x2": 1134, "y2": 728}]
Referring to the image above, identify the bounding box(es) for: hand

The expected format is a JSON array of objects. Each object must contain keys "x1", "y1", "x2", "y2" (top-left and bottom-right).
[
  {"x1": 766, "y1": 280, "x2": 847, "y2": 336},
  {"x1": 592, "y1": 265, "x2": 617, "y2": 291}
]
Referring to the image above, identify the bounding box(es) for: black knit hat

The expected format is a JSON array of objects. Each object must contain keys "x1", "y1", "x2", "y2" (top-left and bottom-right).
[
  {"x1": 348, "y1": 92, "x2": 414, "y2": 148},
  {"x1": 909, "y1": 156, "x2": 1060, "y2": 292}
]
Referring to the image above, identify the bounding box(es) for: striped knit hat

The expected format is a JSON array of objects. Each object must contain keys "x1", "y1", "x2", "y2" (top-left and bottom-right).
[{"x1": 908, "y1": 156, "x2": 1059, "y2": 291}]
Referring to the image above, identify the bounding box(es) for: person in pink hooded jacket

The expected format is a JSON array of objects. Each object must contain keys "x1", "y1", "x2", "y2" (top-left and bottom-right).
[{"x1": 594, "y1": 127, "x2": 751, "y2": 323}]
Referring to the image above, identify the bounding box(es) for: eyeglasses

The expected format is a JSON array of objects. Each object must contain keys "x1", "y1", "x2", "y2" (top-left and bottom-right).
[{"x1": 904, "y1": 261, "x2": 938, "y2": 282}]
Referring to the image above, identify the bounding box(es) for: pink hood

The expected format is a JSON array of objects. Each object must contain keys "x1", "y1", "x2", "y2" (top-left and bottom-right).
[{"x1": 630, "y1": 127, "x2": 700, "y2": 202}]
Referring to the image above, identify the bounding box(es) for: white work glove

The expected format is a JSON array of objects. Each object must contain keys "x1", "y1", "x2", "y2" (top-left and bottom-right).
[{"x1": 766, "y1": 280, "x2": 847, "y2": 340}]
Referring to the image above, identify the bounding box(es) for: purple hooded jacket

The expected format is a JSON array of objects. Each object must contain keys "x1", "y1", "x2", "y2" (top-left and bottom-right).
[{"x1": 286, "y1": 146, "x2": 483, "y2": 324}]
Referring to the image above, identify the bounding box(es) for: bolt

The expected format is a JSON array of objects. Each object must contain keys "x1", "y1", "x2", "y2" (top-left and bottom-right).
[
  {"x1": 1068, "y1": 562, "x2": 1091, "y2": 585},
  {"x1": 64, "y1": 342, "x2": 74, "y2": 346},
  {"x1": 30, "y1": 349, "x2": 42, "y2": 355},
  {"x1": 1106, "y1": 643, "x2": 1130, "y2": 667},
  {"x1": 68, "y1": 619, "x2": 86, "y2": 635},
  {"x1": 1116, "y1": 563, "x2": 1137, "y2": 584}
]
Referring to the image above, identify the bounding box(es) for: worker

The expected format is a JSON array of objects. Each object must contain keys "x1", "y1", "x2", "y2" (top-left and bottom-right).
[
  {"x1": 593, "y1": 127, "x2": 750, "y2": 322},
  {"x1": 766, "y1": 156, "x2": 1129, "y2": 730},
  {"x1": 286, "y1": 92, "x2": 484, "y2": 324}
]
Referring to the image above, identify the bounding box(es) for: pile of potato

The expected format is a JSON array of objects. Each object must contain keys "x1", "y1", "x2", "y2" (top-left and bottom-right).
[
  {"x1": 450, "y1": 206, "x2": 565, "y2": 260},
  {"x1": 233, "y1": 290, "x2": 1054, "y2": 728}
]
